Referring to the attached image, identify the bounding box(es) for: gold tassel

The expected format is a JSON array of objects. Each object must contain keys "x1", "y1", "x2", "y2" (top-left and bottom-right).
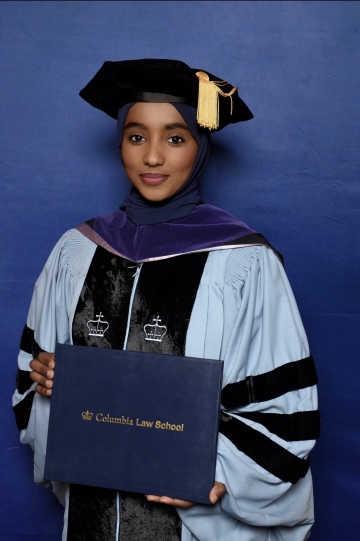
[{"x1": 196, "y1": 71, "x2": 237, "y2": 130}]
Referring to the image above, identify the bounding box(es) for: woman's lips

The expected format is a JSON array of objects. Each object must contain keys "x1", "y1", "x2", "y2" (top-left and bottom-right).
[{"x1": 139, "y1": 173, "x2": 169, "y2": 186}]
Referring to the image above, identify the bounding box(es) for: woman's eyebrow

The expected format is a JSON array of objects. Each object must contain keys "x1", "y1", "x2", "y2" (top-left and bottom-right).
[
  {"x1": 165, "y1": 123, "x2": 189, "y2": 130},
  {"x1": 124, "y1": 121, "x2": 146, "y2": 129},
  {"x1": 124, "y1": 121, "x2": 190, "y2": 130}
]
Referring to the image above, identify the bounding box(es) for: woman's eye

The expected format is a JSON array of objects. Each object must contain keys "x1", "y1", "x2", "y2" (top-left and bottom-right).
[
  {"x1": 168, "y1": 135, "x2": 184, "y2": 145},
  {"x1": 129, "y1": 134, "x2": 145, "y2": 143}
]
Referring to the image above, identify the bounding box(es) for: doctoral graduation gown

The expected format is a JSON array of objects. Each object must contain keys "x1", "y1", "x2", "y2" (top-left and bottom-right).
[{"x1": 13, "y1": 208, "x2": 319, "y2": 541}]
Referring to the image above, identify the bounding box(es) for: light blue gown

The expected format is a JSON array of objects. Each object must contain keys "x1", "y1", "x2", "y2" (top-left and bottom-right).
[{"x1": 13, "y1": 228, "x2": 317, "y2": 541}]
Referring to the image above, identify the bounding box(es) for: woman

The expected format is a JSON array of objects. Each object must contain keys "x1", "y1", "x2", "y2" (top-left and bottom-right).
[{"x1": 13, "y1": 59, "x2": 319, "y2": 541}]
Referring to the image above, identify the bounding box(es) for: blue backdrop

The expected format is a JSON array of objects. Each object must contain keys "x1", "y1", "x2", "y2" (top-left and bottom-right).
[{"x1": 1, "y1": 2, "x2": 359, "y2": 540}]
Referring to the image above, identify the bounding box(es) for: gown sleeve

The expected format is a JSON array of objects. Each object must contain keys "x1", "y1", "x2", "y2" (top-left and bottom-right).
[
  {"x1": 181, "y1": 246, "x2": 318, "y2": 541},
  {"x1": 12, "y1": 229, "x2": 88, "y2": 486}
]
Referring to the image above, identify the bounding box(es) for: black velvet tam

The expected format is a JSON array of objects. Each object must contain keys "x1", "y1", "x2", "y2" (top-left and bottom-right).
[{"x1": 79, "y1": 58, "x2": 253, "y2": 130}]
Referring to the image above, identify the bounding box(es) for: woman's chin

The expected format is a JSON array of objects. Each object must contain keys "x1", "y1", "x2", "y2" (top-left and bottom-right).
[{"x1": 138, "y1": 189, "x2": 171, "y2": 203}]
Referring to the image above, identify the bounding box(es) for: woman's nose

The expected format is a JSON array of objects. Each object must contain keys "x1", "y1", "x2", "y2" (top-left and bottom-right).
[{"x1": 143, "y1": 142, "x2": 165, "y2": 167}]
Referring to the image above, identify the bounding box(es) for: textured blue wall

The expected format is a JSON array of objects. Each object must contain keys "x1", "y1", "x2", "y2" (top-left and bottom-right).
[{"x1": 1, "y1": 2, "x2": 359, "y2": 540}]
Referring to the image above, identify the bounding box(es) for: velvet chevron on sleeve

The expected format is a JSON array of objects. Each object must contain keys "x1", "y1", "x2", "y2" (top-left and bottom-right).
[{"x1": 13, "y1": 324, "x2": 46, "y2": 431}]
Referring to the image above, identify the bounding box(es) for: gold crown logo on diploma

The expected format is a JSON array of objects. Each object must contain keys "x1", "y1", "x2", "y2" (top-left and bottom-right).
[{"x1": 82, "y1": 410, "x2": 93, "y2": 421}]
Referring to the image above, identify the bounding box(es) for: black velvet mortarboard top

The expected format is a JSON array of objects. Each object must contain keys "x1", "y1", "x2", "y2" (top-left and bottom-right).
[{"x1": 79, "y1": 58, "x2": 253, "y2": 130}]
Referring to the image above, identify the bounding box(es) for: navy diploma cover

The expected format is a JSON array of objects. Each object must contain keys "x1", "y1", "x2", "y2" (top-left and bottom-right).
[{"x1": 45, "y1": 344, "x2": 223, "y2": 504}]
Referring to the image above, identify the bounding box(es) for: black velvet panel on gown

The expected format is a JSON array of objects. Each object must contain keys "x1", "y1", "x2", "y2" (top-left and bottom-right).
[
  {"x1": 125, "y1": 252, "x2": 209, "y2": 356},
  {"x1": 72, "y1": 247, "x2": 136, "y2": 350},
  {"x1": 67, "y1": 485, "x2": 118, "y2": 541},
  {"x1": 69, "y1": 247, "x2": 208, "y2": 541},
  {"x1": 120, "y1": 492, "x2": 182, "y2": 541}
]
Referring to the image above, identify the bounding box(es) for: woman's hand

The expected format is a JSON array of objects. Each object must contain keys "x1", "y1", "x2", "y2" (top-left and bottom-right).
[
  {"x1": 29, "y1": 352, "x2": 55, "y2": 396},
  {"x1": 145, "y1": 494, "x2": 194, "y2": 509},
  {"x1": 208, "y1": 481, "x2": 226, "y2": 504},
  {"x1": 145, "y1": 481, "x2": 226, "y2": 508}
]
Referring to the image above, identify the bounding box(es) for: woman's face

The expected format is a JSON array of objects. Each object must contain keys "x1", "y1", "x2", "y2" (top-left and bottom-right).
[{"x1": 121, "y1": 102, "x2": 198, "y2": 202}]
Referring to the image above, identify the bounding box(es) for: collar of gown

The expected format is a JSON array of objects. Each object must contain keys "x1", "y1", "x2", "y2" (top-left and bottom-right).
[{"x1": 75, "y1": 204, "x2": 259, "y2": 263}]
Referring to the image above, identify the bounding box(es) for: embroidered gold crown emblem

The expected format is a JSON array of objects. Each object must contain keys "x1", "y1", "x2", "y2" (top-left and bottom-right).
[
  {"x1": 144, "y1": 316, "x2": 167, "y2": 342},
  {"x1": 87, "y1": 312, "x2": 109, "y2": 337},
  {"x1": 82, "y1": 410, "x2": 93, "y2": 421}
]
